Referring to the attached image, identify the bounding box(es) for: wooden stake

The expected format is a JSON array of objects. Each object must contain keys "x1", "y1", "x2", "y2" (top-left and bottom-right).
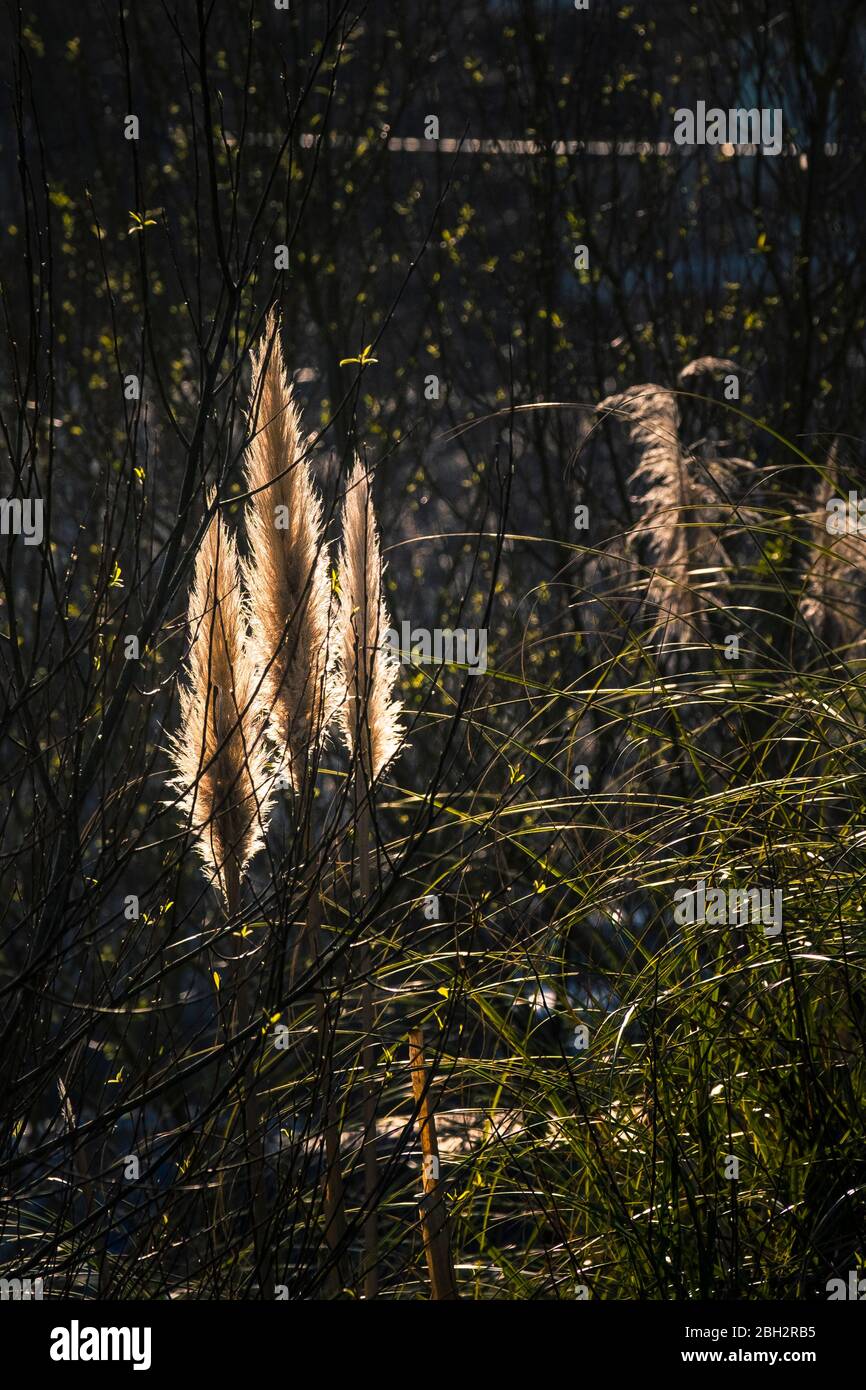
[{"x1": 408, "y1": 1027, "x2": 458, "y2": 1300}]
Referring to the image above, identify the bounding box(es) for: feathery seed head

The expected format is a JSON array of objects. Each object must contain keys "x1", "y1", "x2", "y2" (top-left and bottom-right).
[
  {"x1": 800, "y1": 443, "x2": 862, "y2": 647},
  {"x1": 170, "y1": 500, "x2": 274, "y2": 912},
  {"x1": 243, "y1": 309, "x2": 337, "y2": 791},
  {"x1": 337, "y1": 459, "x2": 403, "y2": 782},
  {"x1": 599, "y1": 385, "x2": 709, "y2": 649}
]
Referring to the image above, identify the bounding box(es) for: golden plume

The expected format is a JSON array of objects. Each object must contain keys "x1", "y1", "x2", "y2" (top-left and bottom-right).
[
  {"x1": 170, "y1": 500, "x2": 273, "y2": 911},
  {"x1": 337, "y1": 458, "x2": 402, "y2": 782},
  {"x1": 242, "y1": 310, "x2": 337, "y2": 790},
  {"x1": 598, "y1": 382, "x2": 749, "y2": 650},
  {"x1": 800, "y1": 441, "x2": 862, "y2": 650}
]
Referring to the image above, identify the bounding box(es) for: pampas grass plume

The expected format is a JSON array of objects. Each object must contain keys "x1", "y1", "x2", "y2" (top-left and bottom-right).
[
  {"x1": 170, "y1": 499, "x2": 273, "y2": 911},
  {"x1": 243, "y1": 310, "x2": 337, "y2": 791},
  {"x1": 337, "y1": 459, "x2": 402, "y2": 781}
]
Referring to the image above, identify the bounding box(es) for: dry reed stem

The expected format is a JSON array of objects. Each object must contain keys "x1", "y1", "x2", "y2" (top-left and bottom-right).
[
  {"x1": 170, "y1": 501, "x2": 275, "y2": 1285},
  {"x1": 357, "y1": 799, "x2": 379, "y2": 1299},
  {"x1": 336, "y1": 458, "x2": 404, "y2": 1298}
]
